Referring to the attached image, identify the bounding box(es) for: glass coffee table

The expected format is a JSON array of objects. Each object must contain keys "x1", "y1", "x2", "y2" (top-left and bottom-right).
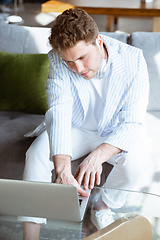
[
  {"x1": 0, "y1": 187, "x2": 160, "y2": 239},
  {"x1": 82, "y1": 187, "x2": 160, "y2": 240}
]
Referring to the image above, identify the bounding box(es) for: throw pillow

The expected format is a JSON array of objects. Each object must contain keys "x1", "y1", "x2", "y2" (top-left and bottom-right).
[{"x1": 0, "y1": 51, "x2": 49, "y2": 114}]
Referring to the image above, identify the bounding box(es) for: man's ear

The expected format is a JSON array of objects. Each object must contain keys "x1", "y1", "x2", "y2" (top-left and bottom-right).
[{"x1": 96, "y1": 35, "x2": 103, "y2": 49}]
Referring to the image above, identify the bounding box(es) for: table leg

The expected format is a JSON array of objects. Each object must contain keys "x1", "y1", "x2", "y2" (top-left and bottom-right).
[
  {"x1": 106, "y1": 16, "x2": 118, "y2": 32},
  {"x1": 106, "y1": 15, "x2": 113, "y2": 31},
  {"x1": 153, "y1": 17, "x2": 160, "y2": 32},
  {"x1": 114, "y1": 17, "x2": 118, "y2": 31}
]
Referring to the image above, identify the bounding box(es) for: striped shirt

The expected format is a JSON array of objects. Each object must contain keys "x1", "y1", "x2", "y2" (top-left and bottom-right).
[{"x1": 43, "y1": 34, "x2": 149, "y2": 159}]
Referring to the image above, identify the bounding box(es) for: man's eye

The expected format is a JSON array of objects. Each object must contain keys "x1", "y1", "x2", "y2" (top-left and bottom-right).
[
  {"x1": 66, "y1": 61, "x2": 73, "y2": 65},
  {"x1": 80, "y1": 56, "x2": 85, "y2": 60}
]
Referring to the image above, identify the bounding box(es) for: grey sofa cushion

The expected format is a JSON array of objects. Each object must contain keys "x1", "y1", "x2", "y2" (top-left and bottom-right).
[
  {"x1": 0, "y1": 24, "x2": 28, "y2": 54},
  {"x1": 0, "y1": 23, "x2": 51, "y2": 54},
  {"x1": 0, "y1": 112, "x2": 44, "y2": 179},
  {"x1": 23, "y1": 26, "x2": 51, "y2": 54},
  {"x1": 101, "y1": 32, "x2": 129, "y2": 43},
  {"x1": 129, "y1": 32, "x2": 160, "y2": 111}
]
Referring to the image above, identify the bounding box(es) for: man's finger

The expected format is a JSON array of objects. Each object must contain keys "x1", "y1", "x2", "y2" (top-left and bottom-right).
[
  {"x1": 96, "y1": 172, "x2": 101, "y2": 185},
  {"x1": 83, "y1": 172, "x2": 90, "y2": 189},
  {"x1": 76, "y1": 169, "x2": 85, "y2": 186},
  {"x1": 89, "y1": 172, "x2": 95, "y2": 189},
  {"x1": 74, "y1": 168, "x2": 79, "y2": 180},
  {"x1": 77, "y1": 185, "x2": 90, "y2": 197}
]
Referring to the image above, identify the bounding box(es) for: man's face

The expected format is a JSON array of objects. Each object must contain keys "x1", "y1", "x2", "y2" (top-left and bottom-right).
[{"x1": 61, "y1": 35, "x2": 105, "y2": 80}]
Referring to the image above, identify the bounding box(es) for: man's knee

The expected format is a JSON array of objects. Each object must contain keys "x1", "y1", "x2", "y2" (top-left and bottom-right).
[
  {"x1": 26, "y1": 132, "x2": 50, "y2": 164},
  {"x1": 122, "y1": 151, "x2": 147, "y2": 186}
]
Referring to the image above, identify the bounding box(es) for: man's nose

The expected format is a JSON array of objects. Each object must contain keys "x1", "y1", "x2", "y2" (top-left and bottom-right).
[{"x1": 75, "y1": 60, "x2": 84, "y2": 73}]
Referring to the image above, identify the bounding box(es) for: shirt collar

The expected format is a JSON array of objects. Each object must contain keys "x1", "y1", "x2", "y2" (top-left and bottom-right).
[{"x1": 92, "y1": 45, "x2": 112, "y2": 80}]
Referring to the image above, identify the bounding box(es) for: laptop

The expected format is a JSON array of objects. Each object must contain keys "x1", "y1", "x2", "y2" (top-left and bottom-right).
[{"x1": 0, "y1": 179, "x2": 90, "y2": 223}]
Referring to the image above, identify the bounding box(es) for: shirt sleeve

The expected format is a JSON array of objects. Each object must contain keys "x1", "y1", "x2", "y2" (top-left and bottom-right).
[
  {"x1": 45, "y1": 51, "x2": 73, "y2": 160},
  {"x1": 103, "y1": 50, "x2": 149, "y2": 152}
]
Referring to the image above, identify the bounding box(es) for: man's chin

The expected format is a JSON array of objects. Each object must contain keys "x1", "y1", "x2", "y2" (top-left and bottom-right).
[{"x1": 81, "y1": 71, "x2": 96, "y2": 80}]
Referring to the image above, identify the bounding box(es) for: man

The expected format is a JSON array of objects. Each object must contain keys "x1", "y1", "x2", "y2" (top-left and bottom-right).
[{"x1": 20, "y1": 8, "x2": 149, "y2": 240}]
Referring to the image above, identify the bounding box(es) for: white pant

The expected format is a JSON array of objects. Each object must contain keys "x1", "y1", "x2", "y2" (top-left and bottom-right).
[{"x1": 18, "y1": 128, "x2": 149, "y2": 224}]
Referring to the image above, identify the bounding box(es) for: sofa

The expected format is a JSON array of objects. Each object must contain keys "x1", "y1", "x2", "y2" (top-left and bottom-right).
[{"x1": 0, "y1": 23, "x2": 160, "y2": 196}]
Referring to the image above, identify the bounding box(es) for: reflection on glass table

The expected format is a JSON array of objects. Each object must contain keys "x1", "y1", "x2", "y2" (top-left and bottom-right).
[
  {"x1": 82, "y1": 187, "x2": 160, "y2": 240},
  {"x1": 0, "y1": 187, "x2": 160, "y2": 239}
]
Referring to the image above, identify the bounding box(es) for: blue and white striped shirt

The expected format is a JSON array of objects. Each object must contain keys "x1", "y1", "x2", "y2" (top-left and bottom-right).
[{"x1": 44, "y1": 34, "x2": 149, "y2": 159}]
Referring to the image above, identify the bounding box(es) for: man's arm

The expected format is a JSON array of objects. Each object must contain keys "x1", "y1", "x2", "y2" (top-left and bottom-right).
[
  {"x1": 74, "y1": 143, "x2": 122, "y2": 190},
  {"x1": 52, "y1": 154, "x2": 89, "y2": 197},
  {"x1": 46, "y1": 53, "x2": 90, "y2": 196}
]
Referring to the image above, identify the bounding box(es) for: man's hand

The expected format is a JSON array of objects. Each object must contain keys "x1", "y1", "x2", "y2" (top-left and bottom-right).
[
  {"x1": 53, "y1": 154, "x2": 89, "y2": 197},
  {"x1": 74, "y1": 150, "x2": 103, "y2": 190},
  {"x1": 75, "y1": 143, "x2": 122, "y2": 190},
  {"x1": 54, "y1": 170, "x2": 89, "y2": 196}
]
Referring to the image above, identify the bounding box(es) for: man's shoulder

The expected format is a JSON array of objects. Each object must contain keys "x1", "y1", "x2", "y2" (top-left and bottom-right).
[
  {"x1": 48, "y1": 49, "x2": 61, "y2": 63},
  {"x1": 101, "y1": 33, "x2": 141, "y2": 56},
  {"x1": 48, "y1": 49, "x2": 71, "y2": 72},
  {"x1": 101, "y1": 34, "x2": 143, "y2": 74},
  {"x1": 101, "y1": 34, "x2": 145, "y2": 78}
]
